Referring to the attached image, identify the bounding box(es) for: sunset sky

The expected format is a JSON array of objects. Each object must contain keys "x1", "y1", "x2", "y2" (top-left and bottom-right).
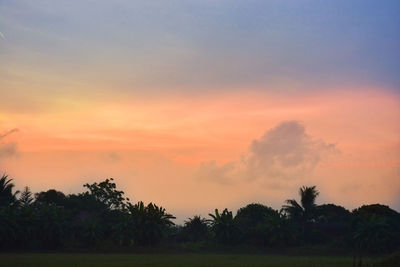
[{"x1": 1, "y1": 0, "x2": 399, "y2": 221}]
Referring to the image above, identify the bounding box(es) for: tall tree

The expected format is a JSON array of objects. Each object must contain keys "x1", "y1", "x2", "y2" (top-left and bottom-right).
[
  {"x1": 282, "y1": 186, "x2": 319, "y2": 221},
  {"x1": 0, "y1": 174, "x2": 19, "y2": 207},
  {"x1": 282, "y1": 186, "x2": 319, "y2": 242},
  {"x1": 19, "y1": 186, "x2": 33, "y2": 207},
  {"x1": 83, "y1": 178, "x2": 128, "y2": 210}
]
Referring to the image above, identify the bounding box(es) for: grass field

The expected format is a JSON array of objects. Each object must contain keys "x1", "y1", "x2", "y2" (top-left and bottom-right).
[{"x1": 0, "y1": 253, "x2": 380, "y2": 267}]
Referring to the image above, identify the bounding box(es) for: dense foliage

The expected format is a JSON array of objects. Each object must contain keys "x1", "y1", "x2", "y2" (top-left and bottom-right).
[{"x1": 0, "y1": 173, "x2": 399, "y2": 256}]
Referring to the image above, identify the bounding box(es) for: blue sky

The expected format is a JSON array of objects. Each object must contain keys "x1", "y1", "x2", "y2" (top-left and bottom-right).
[{"x1": 1, "y1": 0, "x2": 399, "y2": 94}]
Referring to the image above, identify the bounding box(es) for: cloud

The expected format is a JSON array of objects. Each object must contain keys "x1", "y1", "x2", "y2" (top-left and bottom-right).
[
  {"x1": 107, "y1": 152, "x2": 122, "y2": 163},
  {"x1": 0, "y1": 32, "x2": 4, "y2": 39},
  {"x1": 0, "y1": 143, "x2": 18, "y2": 159},
  {"x1": 0, "y1": 128, "x2": 19, "y2": 139},
  {"x1": 0, "y1": 128, "x2": 19, "y2": 159},
  {"x1": 245, "y1": 120, "x2": 336, "y2": 180},
  {"x1": 198, "y1": 121, "x2": 337, "y2": 184},
  {"x1": 196, "y1": 160, "x2": 236, "y2": 185}
]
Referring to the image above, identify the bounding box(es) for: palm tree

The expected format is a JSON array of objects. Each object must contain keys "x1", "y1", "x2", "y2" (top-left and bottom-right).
[
  {"x1": 282, "y1": 186, "x2": 319, "y2": 221},
  {"x1": 0, "y1": 174, "x2": 19, "y2": 207},
  {"x1": 282, "y1": 186, "x2": 319, "y2": 242},
  {"x1": 183, "y1": 215, "x2": 209, "y2": 242}
]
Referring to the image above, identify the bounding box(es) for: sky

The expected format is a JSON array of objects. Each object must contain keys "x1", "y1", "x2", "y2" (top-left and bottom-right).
[{"x1": 1, "y1": 0, "x2": 400, "y2": 221}]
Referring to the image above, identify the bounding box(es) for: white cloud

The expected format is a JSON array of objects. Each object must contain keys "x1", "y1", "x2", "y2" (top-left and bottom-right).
[
  {"x1": 245, "y1": 120, "x2": 336, "y2": 180},
  {"x1": 198, "y1": 120, "x2": 337, "y2": 184}
]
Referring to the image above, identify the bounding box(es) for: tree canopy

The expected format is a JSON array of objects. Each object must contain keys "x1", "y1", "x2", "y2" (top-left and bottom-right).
[{"x1": 0, "y1": 173, "x2": 398, "y2": 255}]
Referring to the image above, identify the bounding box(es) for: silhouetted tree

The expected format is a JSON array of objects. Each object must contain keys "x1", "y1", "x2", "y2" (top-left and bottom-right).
[
  {"x1": 1, "y1": 176, "x2": 399, "y2": 253},
  {"x1": 282, "y1": 186, "x2": 320, "y2": 242},
  {"x1": 68, "y1": 179, "x2": 130, "y2": 247},
  {"x1": 234, "y1": 203, "x2": 278, "y2": 246},
  {"x1": 83, "y1": 178, "x2": 128, "y2": 210},
  {"x1": 283, "y1": 186, "x2": 319, "y2": 220},
  {"x1": 0, "y1": 206, "x2": 18, "y2": 248},
  {"x1": 0, "y1": 174, "x2": 19, "y2": 207},
  {"x1": 128, "y1": 201, "x2": 175, "y2": 246},
  {"x1": 182, "y1": 215, "x2": 210, "y2": 242},
  {"x1": 352, "y1": 204, "x2": 400, "y2": 253},
  {"x1": 35, "y1": 189, "x2": 66, "y2": 206},
  {"x1": 19, "y1": 186, "x2": 33, "y2": 207},
  {"x1": 353, "y1": 215, "x2": 393, "y2": 267},
  {"x1": 315, "y1": 204, "x2": 351, "y2": 244},
  {"x1": 209, "y1": 208, "x2": 239, "y2": 244},
  {"x1": 316, "y1": 204, "x2": 351, "y2": 223},
  {"x1": 265, "y1": 210, "x2": 296, "y2": 246}
]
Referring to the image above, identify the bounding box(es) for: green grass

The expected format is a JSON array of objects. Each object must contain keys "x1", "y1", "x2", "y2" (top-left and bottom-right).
[{"x1": 0, "y1": 253, "x2": 380, "y2": 267}]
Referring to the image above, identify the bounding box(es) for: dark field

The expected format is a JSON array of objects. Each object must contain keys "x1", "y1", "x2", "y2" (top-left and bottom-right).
[{"x1": 0, "y1": 253, "x2": 382, "y2": 267}]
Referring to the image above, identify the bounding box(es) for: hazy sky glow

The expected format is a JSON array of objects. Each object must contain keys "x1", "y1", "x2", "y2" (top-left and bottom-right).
[{"x1": 1, "y1": 0, "x2": 400, "y2": 221}]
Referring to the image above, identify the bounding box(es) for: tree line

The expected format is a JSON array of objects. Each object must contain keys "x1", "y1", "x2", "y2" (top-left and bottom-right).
[{"x1": 0, "y1": 173, "x2": 399, "y2": 257}]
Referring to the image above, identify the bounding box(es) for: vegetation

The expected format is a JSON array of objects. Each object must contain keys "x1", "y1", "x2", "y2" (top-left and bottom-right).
[{"x1": 0, "y1": 172, "x2": 399, "y2": 264}]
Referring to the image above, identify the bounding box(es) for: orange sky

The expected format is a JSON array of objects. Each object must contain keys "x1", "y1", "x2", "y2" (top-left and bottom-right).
[
  {"x1": 1, "y1": 1, "x2": 400, "y2": 222},
  {"x1": 1, "y1": 88, "x2": 399, "y2": 221}
]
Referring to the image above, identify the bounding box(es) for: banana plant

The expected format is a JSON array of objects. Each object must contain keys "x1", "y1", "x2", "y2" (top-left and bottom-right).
[{"x1": 209, "y1": 208, "x2": 239, "y2": 244}]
